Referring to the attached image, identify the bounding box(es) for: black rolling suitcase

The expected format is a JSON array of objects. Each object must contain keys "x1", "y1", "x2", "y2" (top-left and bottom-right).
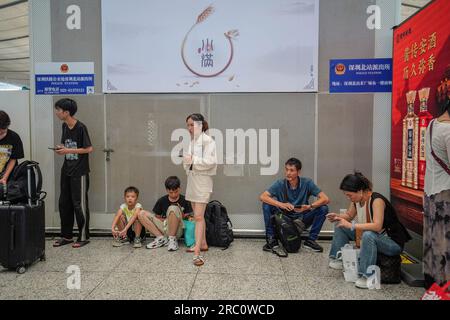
[{"x1": 0, "y1": 162, "x2": 46, "y2": 274}]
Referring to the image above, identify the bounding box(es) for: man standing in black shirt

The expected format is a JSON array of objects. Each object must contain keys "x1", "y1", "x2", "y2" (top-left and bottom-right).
[
  {"x1": 0, "y1": 110, "x2": 24, "y2": 185},
  {"x1": 52, "y1": 98, "x2": 93, "y2": 248},
  {"x1": 139, "y1": 176, "x2": 193, "y2": 251}
]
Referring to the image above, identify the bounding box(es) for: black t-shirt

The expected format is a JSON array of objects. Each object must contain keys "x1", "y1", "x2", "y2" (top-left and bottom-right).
[
  {"x1": 61, "y1": 121, "x2": 92, "y2": 177},
  {"x1": 152, "y1": 194, "x2": 193, "y2": 218},
  {"x1": 0, "y1": 129, "x2": 24, "y2": 177}
]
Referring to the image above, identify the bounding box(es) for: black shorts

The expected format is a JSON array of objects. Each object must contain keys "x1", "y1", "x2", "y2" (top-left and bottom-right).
[{"x1": 126, "y1": 227, "x2": 147, "y2": 241}]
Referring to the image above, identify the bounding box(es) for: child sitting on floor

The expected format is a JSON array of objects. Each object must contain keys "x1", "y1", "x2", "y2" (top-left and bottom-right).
[{"x1": 111, "y1": 186, "x2": 146, "y2": 248}]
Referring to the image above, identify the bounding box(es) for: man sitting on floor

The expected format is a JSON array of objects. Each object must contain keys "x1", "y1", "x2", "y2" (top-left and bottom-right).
[{"x1": 260, "y1": 157, "x2": 330, "y2": 253}]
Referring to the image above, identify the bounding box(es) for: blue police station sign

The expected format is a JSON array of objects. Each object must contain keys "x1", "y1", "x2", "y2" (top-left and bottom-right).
[
  {"x1": 35, "y1": 62, "x2": 95, "y2": 95},
  {"x1": 330, "y1": 58, "x2": 392, "y2": 93}
]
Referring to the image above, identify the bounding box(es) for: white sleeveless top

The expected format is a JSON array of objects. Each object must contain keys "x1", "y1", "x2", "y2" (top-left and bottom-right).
[
  {"x1": 355, "y1": 202, "x2": 369, "y2": 224},
  {"x1": 355, "y1": 198, "x2": 386, "y2": 235}
]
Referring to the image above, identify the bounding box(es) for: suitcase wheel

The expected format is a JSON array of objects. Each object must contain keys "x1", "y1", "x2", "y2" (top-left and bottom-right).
[
  {"x1": 40, "y1": 254, "x2": 46, "y2": 262},
  {"x1": 16, "y1": 266, "x2": 26, "y2": 274}
]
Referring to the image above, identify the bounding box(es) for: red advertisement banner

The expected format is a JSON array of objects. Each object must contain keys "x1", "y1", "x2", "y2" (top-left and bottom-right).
[{"x1": 391, "y1": 0, "x2": 450, "y2": 235}]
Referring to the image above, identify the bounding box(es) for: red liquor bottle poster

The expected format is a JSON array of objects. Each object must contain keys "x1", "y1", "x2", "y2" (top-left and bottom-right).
[{"x1": 391, "y1": 0, "x2": 450, "y2": 235}]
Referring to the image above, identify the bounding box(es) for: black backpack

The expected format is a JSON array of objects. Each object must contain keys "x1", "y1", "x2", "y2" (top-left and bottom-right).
[
  {"x1": 271, "y1": 212, "x2": 302, "y2": 253},
  {"x1": 5, "y1": 160, "x2": 46, "y2": 204},
  {"x1": 271, "y1": 179, "x2": 302, "y2": 254},
  {"x1": 205, "y1": 200, "x2": 234, "y2": 249}
]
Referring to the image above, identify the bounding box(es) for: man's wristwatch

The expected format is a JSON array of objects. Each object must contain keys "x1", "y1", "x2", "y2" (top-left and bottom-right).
[{"x1": 310, "y1": 204, "x2": 315, "y2": 210}]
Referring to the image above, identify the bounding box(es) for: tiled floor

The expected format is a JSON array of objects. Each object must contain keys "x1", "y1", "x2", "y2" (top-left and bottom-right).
[{"x1": 0, "y1": 238, "x2": 424, "y2": 300}]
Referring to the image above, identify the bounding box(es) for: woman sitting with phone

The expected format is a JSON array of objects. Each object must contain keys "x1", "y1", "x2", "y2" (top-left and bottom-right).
[{"x1": 326, "y1": 172, "x2": 411, "y2": 289}]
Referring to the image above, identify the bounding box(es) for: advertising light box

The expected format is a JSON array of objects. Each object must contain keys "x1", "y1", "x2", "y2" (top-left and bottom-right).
[
  {"x1": 102, "y1": 0, "x2": 319, "y2": 93},
  {"x1": 390, "y1": 0, "x2": 450, "y2": 235}
]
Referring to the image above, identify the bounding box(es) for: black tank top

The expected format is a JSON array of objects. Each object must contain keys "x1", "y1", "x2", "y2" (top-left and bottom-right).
[{"x1": 368, "y1": 192, "x2": 412, "y2": 249}]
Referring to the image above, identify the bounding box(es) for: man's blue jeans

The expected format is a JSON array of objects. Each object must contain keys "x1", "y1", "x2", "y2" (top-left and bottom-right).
[
  {"x1": 329, "y1": 226, "x2": 402, "y2": 277},
  {"x1": 263, "y1": 203, "x2": 328, "y2": 241}
]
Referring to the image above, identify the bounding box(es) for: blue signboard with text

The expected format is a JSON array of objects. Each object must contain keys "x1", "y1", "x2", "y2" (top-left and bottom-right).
[
  {"x1": 330, "y1": 58, "x2": 392, "y2": 93},
  {"x1": 35, "y1": 62, "x2": 95, "y2": 95},
  {"x1": 36, "y1": 74, "x2": 95, "y2": 95}
]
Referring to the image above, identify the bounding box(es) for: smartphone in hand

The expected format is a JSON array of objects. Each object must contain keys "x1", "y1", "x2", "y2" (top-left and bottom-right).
[{"x1": 48, "y1": 146, "x2": 62, "y2": 150}]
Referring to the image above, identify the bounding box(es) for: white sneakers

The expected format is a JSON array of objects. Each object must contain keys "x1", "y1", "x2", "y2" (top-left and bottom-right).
[
  {"x1": 146, "y1": 236, "x2": 169, "y2": 249},
  {"x1": 167, "y1": 237, "x2": 179, "y2": 251},
  {"x1": 329, "y1": 258, "x2": 370, "y2": 289},
  {"x1": 328, "y1": 258, "x2": 343, "y2": 270},
  {"x1": 355, "y1": 277, "x2": 369, "y2": 289},
  {"x1": 145, "y1": 236, "x2": 179, "y2": 251}
]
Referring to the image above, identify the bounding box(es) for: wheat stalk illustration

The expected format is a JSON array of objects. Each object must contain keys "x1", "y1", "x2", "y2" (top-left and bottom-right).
[
  {"x1": 181, "y1": 4, "x2": 238, "y2": 78},
  {"x1": 196, "y1": 5, "x2": 215, "y2": 24}
]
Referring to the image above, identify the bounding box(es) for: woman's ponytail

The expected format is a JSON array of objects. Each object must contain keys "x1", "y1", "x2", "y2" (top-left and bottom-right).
[{"x1": 340, "y1": 171, "x2": 373, "y2": 192}]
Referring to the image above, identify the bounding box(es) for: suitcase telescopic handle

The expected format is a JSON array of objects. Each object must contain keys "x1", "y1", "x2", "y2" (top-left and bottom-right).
[
  {"x1": 26, "y1": 164, "x2": 40, "y2": 206},
  {"x1": 27, "y1": 165, "x2": 33, "y2": 206},
  {"x1": 9, "y1": 209, "x2": 15, "y2": 251}
]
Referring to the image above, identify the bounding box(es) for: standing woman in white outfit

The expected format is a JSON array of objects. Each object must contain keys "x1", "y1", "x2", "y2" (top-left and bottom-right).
[{"x1": 183, "y1": 113, "x2": 217, "y2": 266}]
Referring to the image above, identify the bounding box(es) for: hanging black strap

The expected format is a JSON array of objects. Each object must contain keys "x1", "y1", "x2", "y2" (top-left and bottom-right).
[
  {"x1": 429, "y1": 119, "x2": 450, "y2": 175},
  {"x1": 283, "y1": 179, "x2": 289, "y2": 203},
  {"x1": 278, "y1": 179, "x2": 292, "y2": 216},
  {"x1": 189, "y1": 146, "x2": 193, "y2": 171}
]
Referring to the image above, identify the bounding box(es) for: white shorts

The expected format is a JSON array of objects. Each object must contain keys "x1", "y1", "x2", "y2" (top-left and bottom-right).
[{"x1": 186, "y1": 172, "x2": 213, "y2": 204}]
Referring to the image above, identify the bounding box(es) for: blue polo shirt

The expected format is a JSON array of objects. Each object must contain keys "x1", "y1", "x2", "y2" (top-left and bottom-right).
[{"x1": 267, "y1": 177, "x2": 321, "y2": 206}]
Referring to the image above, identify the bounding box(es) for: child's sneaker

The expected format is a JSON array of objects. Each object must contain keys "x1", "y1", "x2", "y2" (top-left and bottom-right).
[
  {"x1": 146, "y1": 236, "x2": 168, "y2": 249},
  {"x1": 133, "y1": 237, "x2": 142, "y2": 248},
  {"x1": 328, "y1": 258, "x2": 343, "y2": 270},
  {"x1": 113, "y1": 237, "x2": 129, "y2": 247},
  {"x1": 167, "y1": 237, "x2": 179, "y2": 251}
]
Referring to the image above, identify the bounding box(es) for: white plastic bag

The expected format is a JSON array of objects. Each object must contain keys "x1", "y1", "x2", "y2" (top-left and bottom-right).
[{"x1": 336, "y1": 244, "x2": 360, "y2": 282}]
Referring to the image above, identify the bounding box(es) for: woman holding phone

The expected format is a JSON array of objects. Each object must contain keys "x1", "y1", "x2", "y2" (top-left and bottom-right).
[
  {"x1": 326, "y1": 172, "x2": 411, "y2": 289},
  {"x1": 183, "y1": 113, "x2": 217, "y2": 266}
]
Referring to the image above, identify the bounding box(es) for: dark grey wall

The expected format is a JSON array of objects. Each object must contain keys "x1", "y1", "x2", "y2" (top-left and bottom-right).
[
  {"x1": 319, "y1": 0, "x2": 376, "y2": 91},
  {"x1": 317, "y1": 94, "x2": 373, "y2": 217},
  {"x1": 51, "y1": 0, "x2": 102, "y2": 93}
]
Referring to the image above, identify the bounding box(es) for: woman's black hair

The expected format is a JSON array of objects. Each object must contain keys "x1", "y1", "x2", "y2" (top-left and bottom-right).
[
  {"x1": 339, "y1": 171, "x2": 373, "y2": 192},
  {"x1": 186, "y1": 113, "x2": 209, "y2": 132}
]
